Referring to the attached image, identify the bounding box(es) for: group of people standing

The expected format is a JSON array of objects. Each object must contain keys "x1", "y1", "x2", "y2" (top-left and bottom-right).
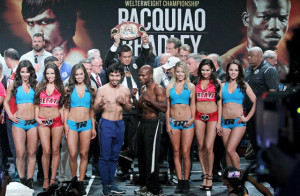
[
  {"x1": 3, "y1": 60, "x2": 97, "y2": 195},
  {"x1": 163, "y1": 58, "x2": 256, "y2": 194},
  {"x1": 0, "y1": 28, "x2": 283, "y2": 196}
]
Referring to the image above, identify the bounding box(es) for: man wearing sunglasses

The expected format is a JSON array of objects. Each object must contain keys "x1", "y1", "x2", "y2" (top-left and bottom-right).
[{"x1": 20, "y1": 33, "x2": 51, "y2": 81}]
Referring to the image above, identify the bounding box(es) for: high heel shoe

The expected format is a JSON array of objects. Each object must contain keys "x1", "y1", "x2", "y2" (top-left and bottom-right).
[
  {"x1": 43, "y1": 178, "x2": 49, "y2": 191},
  {"x1": 50, "y1": 178, "x2": 56, "y2": 185},
  {"x1": 205, "y1": 175, "x2": 213, "y2": 191},
  {"x1": 200, "y1": 174, "x2": 207, "y2": 190}
]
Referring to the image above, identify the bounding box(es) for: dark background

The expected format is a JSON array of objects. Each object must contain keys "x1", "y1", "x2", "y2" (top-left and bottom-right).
[{"x1": 0, "y1": 0, "x2": 298, "y2": 59}]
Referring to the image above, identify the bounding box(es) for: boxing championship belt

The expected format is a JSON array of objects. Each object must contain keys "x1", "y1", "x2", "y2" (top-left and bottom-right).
[{"x1": 111, "y1": 21, "x2": 146, "y2": 40}]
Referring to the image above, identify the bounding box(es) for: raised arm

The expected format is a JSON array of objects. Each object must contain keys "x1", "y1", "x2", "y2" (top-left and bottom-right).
[
  {"x1": 105, "y1": 34, "x2": 120, "y2": 67},
  {"x1": 136, "y1": 33, "x2": 150, "y2": 67}
]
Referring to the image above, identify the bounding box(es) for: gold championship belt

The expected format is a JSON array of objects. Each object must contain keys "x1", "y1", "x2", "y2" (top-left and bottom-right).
[{"x1": 111, "y1": 21, "x2": 146, "y2": 40}]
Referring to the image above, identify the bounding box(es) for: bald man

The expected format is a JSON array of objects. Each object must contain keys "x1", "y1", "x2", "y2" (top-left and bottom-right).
[
  {"x1": 132, "y1": 65, "x2": 167, "y2": 195},
  {"x1": 221, "y1": 0, "x2": 291, "y2": 69},
  {"x1": 244, "y1": 46, "x2": 279, "y2": 154}
]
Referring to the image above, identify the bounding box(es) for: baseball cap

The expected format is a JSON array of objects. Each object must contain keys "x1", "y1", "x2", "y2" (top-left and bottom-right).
[{"x1": 162, "y1": 57, "x2": 180, "y2": 70}]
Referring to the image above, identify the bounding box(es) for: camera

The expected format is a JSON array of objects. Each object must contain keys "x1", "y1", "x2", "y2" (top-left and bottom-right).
[
  {"x1": 253, "y1": 85, "x2": 300, "y2": 184},
  {"x1": 227, "y1": 171, "x2": 241, "y2": 179}
]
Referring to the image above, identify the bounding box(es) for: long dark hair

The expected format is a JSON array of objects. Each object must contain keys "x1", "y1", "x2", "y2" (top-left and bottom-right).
[
  {"x1": 34, "y1": 62, "x2": 65, "y2": 107},
  {"x1": 65, "y1": 63, "x2": 95, "y2": 108},
  {"x1": 226, "y1": 59, "x2": 246, "y2": 94},
  {"x1": 194, "y1": 59, "x2": 221, "y2": 102},
  {"x1": 11, "y1": 60, "x2": 37, "y2": 98}
]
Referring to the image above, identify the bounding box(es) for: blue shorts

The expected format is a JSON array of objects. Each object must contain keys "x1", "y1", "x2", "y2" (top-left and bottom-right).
[
  {"x1": 221, "y1": 117, "x2": 246, "y2": 130},
  {"x1": 13, "y1": 118, "x2": 37, "y2": 132},
  {"x1": 67, "y1": 118, "x2": 92, "y2": 132},
  {"x1": 170, "y1": 117, "x2": 194, "y2": 130}
]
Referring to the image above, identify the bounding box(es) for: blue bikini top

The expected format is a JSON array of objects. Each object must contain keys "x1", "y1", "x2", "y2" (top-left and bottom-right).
[
  {"x1": 70, "y1": 86, "x2": 91, "y2": 108},
  {"x1": 222, "y1": 82, "x2": 244, "y2": 105},
  {"x1": 16, "y1": 86, "x2": 35, "y2": 104},
  {"x1": 169, "y1": 84, "x2": 190, "y2": 105}
]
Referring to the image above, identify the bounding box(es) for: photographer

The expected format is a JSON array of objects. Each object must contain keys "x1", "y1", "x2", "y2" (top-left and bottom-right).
[
  {"x1": 254, "y1": 25, "x2": 300, "y2": 195},
  {"x1": 223, "y1": 166, "x2": 272, "y2": 196}
]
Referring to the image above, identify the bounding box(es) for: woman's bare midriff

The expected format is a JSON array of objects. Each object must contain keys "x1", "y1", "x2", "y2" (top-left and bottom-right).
[
  {"x1": 196, "y1": 101, "x2": 217, "y2": 114},
  {"x1": 68, "y1": 107, "x2": 91, "y2": 121},
  {"x1": 222, "y1": 102, "x2": 243, "y2": 119},
  {"x1": 39, "y1": 107, "x2": 61, "y2": 119},
  {"x1": 16, "y1": 103, "x2": 35, "y2": 120},
  {"x1": 170, "y1": 104, "x2": 191, "y2": 120}
]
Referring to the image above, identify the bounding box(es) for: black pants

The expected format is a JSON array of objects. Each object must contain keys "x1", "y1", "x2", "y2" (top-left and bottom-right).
[
  {"x1": 213, "y1": 135, "x2": 225, "y2": 173},
  {"x1": 118, "y1": 114, "x2": 139, "y2": 173},
  {"x1": 247, "y1": 114, "x2": 259, "y2": 155},
  {"x1": 0, "y1": 122, "x2": 10, "y2": 169},
  {"x1": 89, "y1": 129, "x2": 100, "y2": 173},
  {"x1": 89, "y1": 113, "x2": 101, "y2": 174},
  {"x1": 138, "y1": 118, "x2": 162, "y2": 194}
]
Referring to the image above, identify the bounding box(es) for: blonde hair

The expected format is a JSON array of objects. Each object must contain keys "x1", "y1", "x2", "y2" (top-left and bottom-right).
[{"x1": 168, "y1": 61, "x2": 193, "y2": 92}]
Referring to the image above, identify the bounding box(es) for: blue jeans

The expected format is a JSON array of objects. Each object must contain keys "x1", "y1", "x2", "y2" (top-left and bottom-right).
[{"x1": 98, "y1": 118, "x2": 125, "y2": 185}]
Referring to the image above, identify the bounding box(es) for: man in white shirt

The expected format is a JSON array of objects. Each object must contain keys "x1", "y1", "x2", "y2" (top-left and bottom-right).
[{"x1": 20, "y1": 33, "x2": 51, "y2": 81}]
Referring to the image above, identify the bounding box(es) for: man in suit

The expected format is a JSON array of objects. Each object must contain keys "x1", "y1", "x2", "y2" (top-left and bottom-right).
[
  {"x1": 105, "y1": 32, "x2": 150, "y2": 177},
  {"x1": 207, "y1": 53, "x2": 226, "y2": 82},
  {"x1": 87, "y1": 49, "x2": 107, "y2": 75},
  {"x1": 90, "y1": 55, "x2": 108, "y2": 89}
]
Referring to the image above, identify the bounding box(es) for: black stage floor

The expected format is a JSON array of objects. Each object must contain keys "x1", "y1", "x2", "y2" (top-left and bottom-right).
[{"x1": 6, "y1": 158, "x2": 273, "y2": 195}]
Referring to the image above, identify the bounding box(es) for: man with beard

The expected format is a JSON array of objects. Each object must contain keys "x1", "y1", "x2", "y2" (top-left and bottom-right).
[
  {"x1": 94, "y1": 63, "x2": 132, "y2": 196},
  {"x1": 21, "y1": 0, "x2": 86, "y2": 66},
  {"x1": 132, "y1": 65, "x2": 167, "y2": 196},
  {"x1": 20, "y1": 33, "x2": 51, "y2": 81},
  {"x1": 221, "y1": 0, "x2": 291, "y2": 69}
]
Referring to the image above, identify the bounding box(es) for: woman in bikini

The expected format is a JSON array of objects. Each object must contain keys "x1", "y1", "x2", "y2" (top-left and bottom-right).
[
  {"x1": 34, "y1": 62, "x2": 65, "y2": 190},
  {"x1": 64, "y1": 63, "x2": 96, "y2": 195},
  {"x1": 166, "y1": 61, "x2": 195, "y2": 194},
  {"x1": 194, "y1": 59, "x2": 222, "y2": 191},
  {"x1": 3, "y1": 60, "x2": 38, "y2": 188},
  {"x1": 220, "y1": 59, "x2": 256, "y2": 169}
]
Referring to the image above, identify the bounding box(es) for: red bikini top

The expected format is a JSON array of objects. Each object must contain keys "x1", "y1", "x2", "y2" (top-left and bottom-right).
[
  {"x1": 39, "y1": 87, "x2": 61, "y2": 107},
  {"x1": 195, "y1": 79, "x2": 216, "y2": 102}
]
